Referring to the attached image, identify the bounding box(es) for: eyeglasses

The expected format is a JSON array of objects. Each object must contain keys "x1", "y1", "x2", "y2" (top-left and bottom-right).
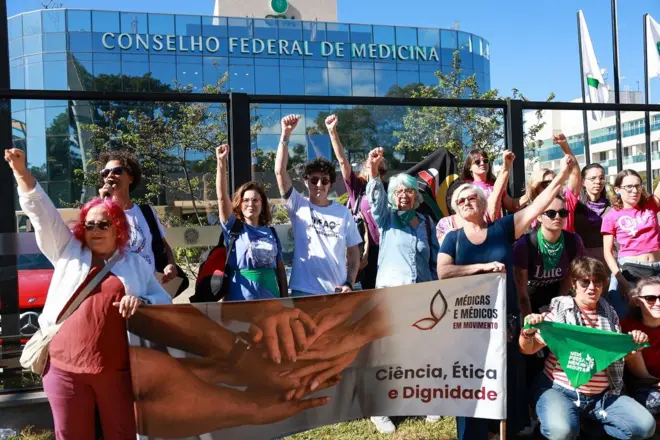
[
  {"x1": 394, "y1": 188, "x2": 416, "y2": 196},
  {"x1": 473, "y1": 159, "x2": 489, "y2": 166},
  {"x1": 456, "y1": 194, "x2": 479, "y2": 207},
  {"x1": 586, "y1": 176, "x2": 606, "y2": 182},
  {"x1": 620, "y1": 184, "x2": 642, "y2": 193},
  {"x1": 242, "y1": 197, "x2": 261, "y2": 204},
  {"x1": 84, "y1": 220, "x2": 112, "y2": 232},
  {"x1": 544, "y1": 209, "x2": 569, "y2": 219},
  {"x1": 309, "y1": 176, "x2": 330, "y2": 186},
  {"x1": 100, "y1": 166, "x2": 124, "y2": 178},
  {"x1": 640, "y1": 295, "x2": 660, "y2": 305},
  {"x1": 577, "y1": 278, "x2": 604, "y2": 289}
]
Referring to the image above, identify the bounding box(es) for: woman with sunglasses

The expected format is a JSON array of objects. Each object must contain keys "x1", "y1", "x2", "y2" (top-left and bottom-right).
[
  {"x1": 602, "y1": 169, "x2": 660, "y2": 317},
  {"x1": 326, "y1": 114, "x2": 387, "y2": 290},
  {"x1": 623, "y1": 277, "x2": 660, "y2": 415},
  {"x1": 364, "y1": 147, "x2": 440, "y2": 433},
  {"x1": 5, "y1": 148, "x2": 172, "y2": 439},
  {"x1": 521, "y1": 257, "x2": 655, "y2": 440},
  {"x1": 438, "y1": 155, "x2": 574, "y2": 440}
]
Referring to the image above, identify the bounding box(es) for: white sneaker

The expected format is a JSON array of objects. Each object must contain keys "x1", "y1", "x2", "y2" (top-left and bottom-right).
[
  {"x1": 371, "y1": 416, "x2": 396, "y2": 434},
  {"x1": 426, "y1": 415, "x2": 442, "y2": 423}
]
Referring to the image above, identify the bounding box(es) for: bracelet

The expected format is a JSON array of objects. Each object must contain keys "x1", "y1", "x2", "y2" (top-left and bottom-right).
[
  {"x1": 226, "y1": 332, "x2": 252, "y2": 366},
  {"x1": 343, "y1": 281, "x2": 354, "y2": 290}
]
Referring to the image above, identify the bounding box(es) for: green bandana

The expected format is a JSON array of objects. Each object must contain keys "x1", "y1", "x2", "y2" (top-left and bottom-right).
[
  {"x1": 525, "y1": 321, "x2": 648, "y2": 389},
  {"x1": 397, "y1": 209, "x2": 416, "y2": 227},
  {"x1": 537, "y1": 229, "x2": 564, "y2": 270}
]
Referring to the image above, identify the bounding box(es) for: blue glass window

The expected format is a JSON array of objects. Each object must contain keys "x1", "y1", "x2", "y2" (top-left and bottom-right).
[
  {"x1": 278, "y1": 20, "x2": 302, "y2": 41},
  {"x1": 329, "y1": 67, "x2": 352, "y2": 96},
  {"x1": 255, "y1": 65, "x2": 280, "y2": 94},
  {"x1": 149, "y1": 14, "x2": 174, "y2": 35},
  {"x1": 472, "y1": 53, "x2": 484, "y2": 73},
  {"x1": 23, "y1": 34, "x2": 43, "y2": 56},
  {"x1": 280, "y1": 66, "x2": 304, "y2": 94},
  {"x1": 352, "y1": 68, "x2": 375, "y2": 96},
  {"x1": 418, "y1": 28, "x2": 440, "y2": 48},
  {"x1": 23, "y1": 12, "x2": 42, "y2": 36},
  {"x1": 9, "y1": 38, "x2": 23, "y2": 59},
  {"x1": 441, "y1": 49, "x2": 456, "y2": 67},
  {"x1": 458, "y1": 32, "x2": 472, "y2": 52},
  {"x1": 229, "y1": 65, "x2": 255, "y2": 93},
  {"x1": 176, "y1": 15, "x2": 201, "y2": 36},
  {"x1": 396, "y1": 27, "x2": 417, "y2": 46},
  {"x1": 45, "y1": 107, "x2": 69, "y2": 136},
  {"x1": 43, "y1": 33, "x2": 66, "y2": 53},
  {"x1": 397, "y1": 70, "x2": 420, "y2": 88},
  {"x1": 93, "y1": 55, "x2": 121, "y2": 90},
  {"x1": 254, "y1": 19, "x2": 279, "y2": 39},
  {"x1": 121, "y1": 55, "x2": 149, "y2": 91},
  {"x1": 228, "y1": 18, "x2": 252, "y2": 38},
  {"x1": 326, "y1": 23, "x2": 350, "y2": 43},
  {"x1": 27, "y1": 107, "x2": 46, "y2": 138},
  {"x1": 10, "y1": 64, "x2": 25, "y2": 89},
  {"x1": 441, "y1": 30, "x2": 458, "y2": 49},
  {"x1": 304, "y1": 68, "x2": 328, "y2": 95},
  {"x1": 42, "y1": 10, "x2": 65, "y2": 33},
  {"x1": 420, "y1": 70, "x2": 438, "y2": 87},
  {"x1": 373, "y1": 25, "x2": 395, "y2": 45},
  {"x1": 68, "y1": 55, "x2": 93, "y2": 90},
  {"x1": 177, "y1": 60, "x2": 204, "y2": 91},
  {"x1": 8, "y1": 16, "x2": 22, "y2": 40},
  {"x1": 92, "y1": 11, "x2": 120, "y2": 33},
  {"x1": 303, "y1": 22, "x2": 325, "y2": 41},
  {"x1": 150, "y1": 55, "x2": 177, "y2": 90},
  {"x1": 203, "y1": 57, "x2": 229, "y2": 88},
  {"x1": 120, "y1": 12, "x2": 147, "y2": 34},
  {"x1": 350, "y1": 24, "x2": 372, "y2": 44},
  {"x1": 202, "y1": 17, "x2": 228, "y2": 37},
  {"x1": 47, "y1": 135, "x2": 72, "y2": 181},
  {"x1": 27, "y1": 136, "x2": 47, "y2": 176},
  {"x1": 69, "y1": 32, "x2": 93, "y2": 53},
  {"x1": 66, "y1": 10, "x2": 92, "y2": 32},
  {"x1": 375, "y1": 69, "x2": 397, "y2": 96}
]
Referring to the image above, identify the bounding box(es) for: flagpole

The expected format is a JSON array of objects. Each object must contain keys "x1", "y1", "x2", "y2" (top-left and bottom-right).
[
  {"x1": 644, "y1": 13, "x2": 653, "y2": 192},
  {"x1": 611, "y1": 0, "x2": 623, "y2": 172},
  {"x1": 577, "y1": 11, "x2": 592, "y2": 166}
]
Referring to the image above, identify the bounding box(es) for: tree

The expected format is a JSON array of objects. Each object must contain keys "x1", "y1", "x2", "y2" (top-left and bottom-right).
[{"x1": 394, "y1": 51, "x2": 554, "y2": 166}]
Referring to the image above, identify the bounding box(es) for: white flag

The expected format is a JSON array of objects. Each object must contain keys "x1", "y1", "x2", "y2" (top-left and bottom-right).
[
  {"x1": 212, "y1": 0, "x2": 221, "y2": 26},
  {"x1": 647, "y1": 15, "x2": 660, "y2": 80},
  {"x1": 578, "y1": 11, "x2": 609, "y2": 121}
]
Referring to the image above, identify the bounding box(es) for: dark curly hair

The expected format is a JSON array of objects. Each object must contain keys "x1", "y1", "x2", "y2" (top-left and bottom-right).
[
  {"x1": 98, "y1": 150, "x2": 142, "y2": 193},
  {"x1": 302, "y1": 157, "x2": 336, "y2": 184}
]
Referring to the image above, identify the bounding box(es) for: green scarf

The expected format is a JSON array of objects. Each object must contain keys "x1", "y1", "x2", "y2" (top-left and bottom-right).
[
  {"x1": 525, "y1": 321, "x2": 648, "y2": 389},
  {"x1": 537, "y1": 229, "x2": 564, "y2": 270},
  {"x1": 397, "y1": 209, "x2": 416, "y2": 227}
]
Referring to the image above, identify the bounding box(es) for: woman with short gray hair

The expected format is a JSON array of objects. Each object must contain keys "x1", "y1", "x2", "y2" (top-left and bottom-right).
[
  {"x1": 364, "y1": 147, "x2": 440, "y2": 433},
  {"x1": 438, "y1": 152, "x2": 575, "y2": 440}
]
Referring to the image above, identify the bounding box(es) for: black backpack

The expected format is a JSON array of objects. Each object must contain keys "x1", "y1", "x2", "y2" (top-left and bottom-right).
[{"x1": 139, "y1": 204, "x2": 190, "y2": 297}]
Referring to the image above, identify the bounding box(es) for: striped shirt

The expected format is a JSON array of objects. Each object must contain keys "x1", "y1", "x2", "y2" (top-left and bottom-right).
[{"x1": 535, "y1": 307, "x2": 609, "y2": 395}]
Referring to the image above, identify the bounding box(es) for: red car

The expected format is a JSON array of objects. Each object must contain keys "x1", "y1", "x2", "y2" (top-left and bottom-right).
[{"x1": 16, "y1": 254, "x2": 51, "y2": 338}]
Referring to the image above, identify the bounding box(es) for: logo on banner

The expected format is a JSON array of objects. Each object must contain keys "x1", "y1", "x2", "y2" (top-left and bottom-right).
[{"x1": 412, "y1": 289, "x2": 448, "y2": 330}]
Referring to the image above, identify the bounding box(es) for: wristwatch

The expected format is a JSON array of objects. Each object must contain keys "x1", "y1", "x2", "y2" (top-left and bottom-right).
[{"x1": 227, "y1": 332, "x2": 252, "y2": 366}]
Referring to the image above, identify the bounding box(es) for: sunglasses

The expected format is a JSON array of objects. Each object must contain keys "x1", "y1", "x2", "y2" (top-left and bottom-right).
[
  {"x1": 640, "y1": 295, "x2": 660, "y2": 305},
  {"x1": 577, "y1": 278, "x2": 604, "y2": 289},
  {"x1": 100, "y1": 166, "x2": 124, "y2": 178},
  {"x1": 84, "y1": 220, "x2": 112, "y2": 232},
  {"x1": 309, "y1": 176, "x2": 330, "y2": 186},
  {"x1": 456, "y1": 194, "x2": 479, "y2": 207},
  {"x1": 544, "y1": 209, "x2": 569, "y2": 219},
  {"x1": 473, "y1": 159, "x2": 489, "y2": 166}
]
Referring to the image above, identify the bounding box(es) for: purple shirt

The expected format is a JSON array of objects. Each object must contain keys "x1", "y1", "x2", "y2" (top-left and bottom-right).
[{"x1": 345, "y1": 171, "x2": 380, "y2": 245}]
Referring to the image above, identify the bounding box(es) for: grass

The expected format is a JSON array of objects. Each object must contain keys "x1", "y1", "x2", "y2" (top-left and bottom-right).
[{"x1": 15, "y1": 418, "x2": 457, "y2": 440}]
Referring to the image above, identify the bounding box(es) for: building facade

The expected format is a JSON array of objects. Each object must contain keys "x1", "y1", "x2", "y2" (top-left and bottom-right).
[
  {"x1": 8, "y1": 8, "x2": 491, "y2": 206},
  {"x1": 213, "y1": 0, "x2": 337, "y2": 22}
]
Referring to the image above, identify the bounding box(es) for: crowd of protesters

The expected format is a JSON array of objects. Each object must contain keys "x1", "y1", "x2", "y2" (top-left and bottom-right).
[{"x1": 8, "y1": 111, "x2": 660, "y2": 440}]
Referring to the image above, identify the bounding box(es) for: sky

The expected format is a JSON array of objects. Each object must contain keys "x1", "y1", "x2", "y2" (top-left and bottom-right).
[{"x1": 7, "y1": 0, "x2": 660, "y2": 102}]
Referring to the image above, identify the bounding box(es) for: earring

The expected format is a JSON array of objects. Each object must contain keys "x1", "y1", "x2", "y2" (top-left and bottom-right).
[{"x1": 616, "y1": 192, "x2": 621, "y2": 196}]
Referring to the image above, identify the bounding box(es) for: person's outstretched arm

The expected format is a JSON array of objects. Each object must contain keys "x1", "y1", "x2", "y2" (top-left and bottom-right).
[
  {"x1": 216, "y1": 144, "x2": 233, "y2": 224},
  {"x1": 487, "y1": 150, "x2": 514, "y2": 221},
  {"x1": 554, "y1": 133, "x2": 581, "y2": 196},
  {"x1": 326, "y1": 114, "x2": 352, "y2": 182},
  {"x1": 275, "y1": 115, "x2": 300, "y2": 197}
]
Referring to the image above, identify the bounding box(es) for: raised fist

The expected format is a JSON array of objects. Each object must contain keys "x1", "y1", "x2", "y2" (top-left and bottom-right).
[
  {"x1": 216, "y1": 144, "x2": 230, "y2": 162},
  {"x1": 4, "y1": 148, "x2": 27, "y2": 175},
  {"x1": 325, "y1": 114, "x2": 338, "y2": 133},
  {"x1": 281, "y1": 114, "x2": 301, "y2": 136}
]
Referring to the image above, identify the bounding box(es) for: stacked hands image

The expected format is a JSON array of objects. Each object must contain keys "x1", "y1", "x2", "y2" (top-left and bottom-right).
[{"x1": 129, "y1": 290, "x2": 391, "y2": 438}]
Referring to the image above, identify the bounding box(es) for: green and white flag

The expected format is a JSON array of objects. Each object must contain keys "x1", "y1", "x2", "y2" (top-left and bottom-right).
[
  {"x1": 579, "y1": 10, "x2": 609, "y2": 122},
  {"x1": 525, "y1": 321, "x2": 648, "y2": 389},
  {"x1": 647, "y1": 15, "x2": 660, "y2": 80}
]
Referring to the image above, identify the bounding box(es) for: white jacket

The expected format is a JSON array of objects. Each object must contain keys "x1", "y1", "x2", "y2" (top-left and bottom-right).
[{"x1": 18, "y1": 183, "x2": 172, "y2": 332}]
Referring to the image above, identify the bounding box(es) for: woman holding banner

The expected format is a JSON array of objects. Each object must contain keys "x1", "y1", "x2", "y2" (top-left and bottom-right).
[
  {"x1": 437, "y1": 154, "x2": 574, "y2": 440},
  {"x1": 521, "y1": 257, "x2": 656, "y2": 440},
  {"x1": 4, "y1": 148, "x2": 172, "y2": 439}
]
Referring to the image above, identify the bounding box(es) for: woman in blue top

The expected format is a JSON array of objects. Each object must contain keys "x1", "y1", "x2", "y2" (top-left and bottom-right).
[
  {"x1": 216, "y1": 144, "x2": 287, "y2": 301},
  {"x1": 437, "y1": 153, "x2": 574, "y2": 440},
  {"x1": 365, "y1": 147, "x2": 440, "y2": 433}
]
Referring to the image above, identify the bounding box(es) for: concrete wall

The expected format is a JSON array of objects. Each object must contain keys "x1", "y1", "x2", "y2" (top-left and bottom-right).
[{"x1": 214, "y1": 0, "x2": 337, "y2": 22}]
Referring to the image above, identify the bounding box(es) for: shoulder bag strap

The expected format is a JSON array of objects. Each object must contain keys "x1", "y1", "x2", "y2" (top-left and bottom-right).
[
  {"x1": 57, "y1": 253, "x2": 121, "y2": 325},
  {"x1": 224, "y1": 220, "x2": 243, "y2": 273}
]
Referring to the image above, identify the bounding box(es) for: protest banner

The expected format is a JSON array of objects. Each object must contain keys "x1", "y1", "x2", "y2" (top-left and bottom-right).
[{"x1": 128, "y1": 273, "x2": 506, "y2": 440}]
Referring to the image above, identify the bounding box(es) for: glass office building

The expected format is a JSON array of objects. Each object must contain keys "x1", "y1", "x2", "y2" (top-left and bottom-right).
[{"x1": 8, "y1": 9, "x2": 491, "y2": 205}]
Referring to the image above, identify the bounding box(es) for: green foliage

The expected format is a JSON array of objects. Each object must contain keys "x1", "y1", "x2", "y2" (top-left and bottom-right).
[
  {"x1": 270, "y1": 203, "x2": 290, "y2": 225},
  {"x1": 393, "y1": 51, "x2": 554, "y2": 166}
]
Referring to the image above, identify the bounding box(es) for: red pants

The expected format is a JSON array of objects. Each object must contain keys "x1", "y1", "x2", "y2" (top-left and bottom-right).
[{"x1": 43, "y1": 364, "x2": 136, "y2": 440}]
